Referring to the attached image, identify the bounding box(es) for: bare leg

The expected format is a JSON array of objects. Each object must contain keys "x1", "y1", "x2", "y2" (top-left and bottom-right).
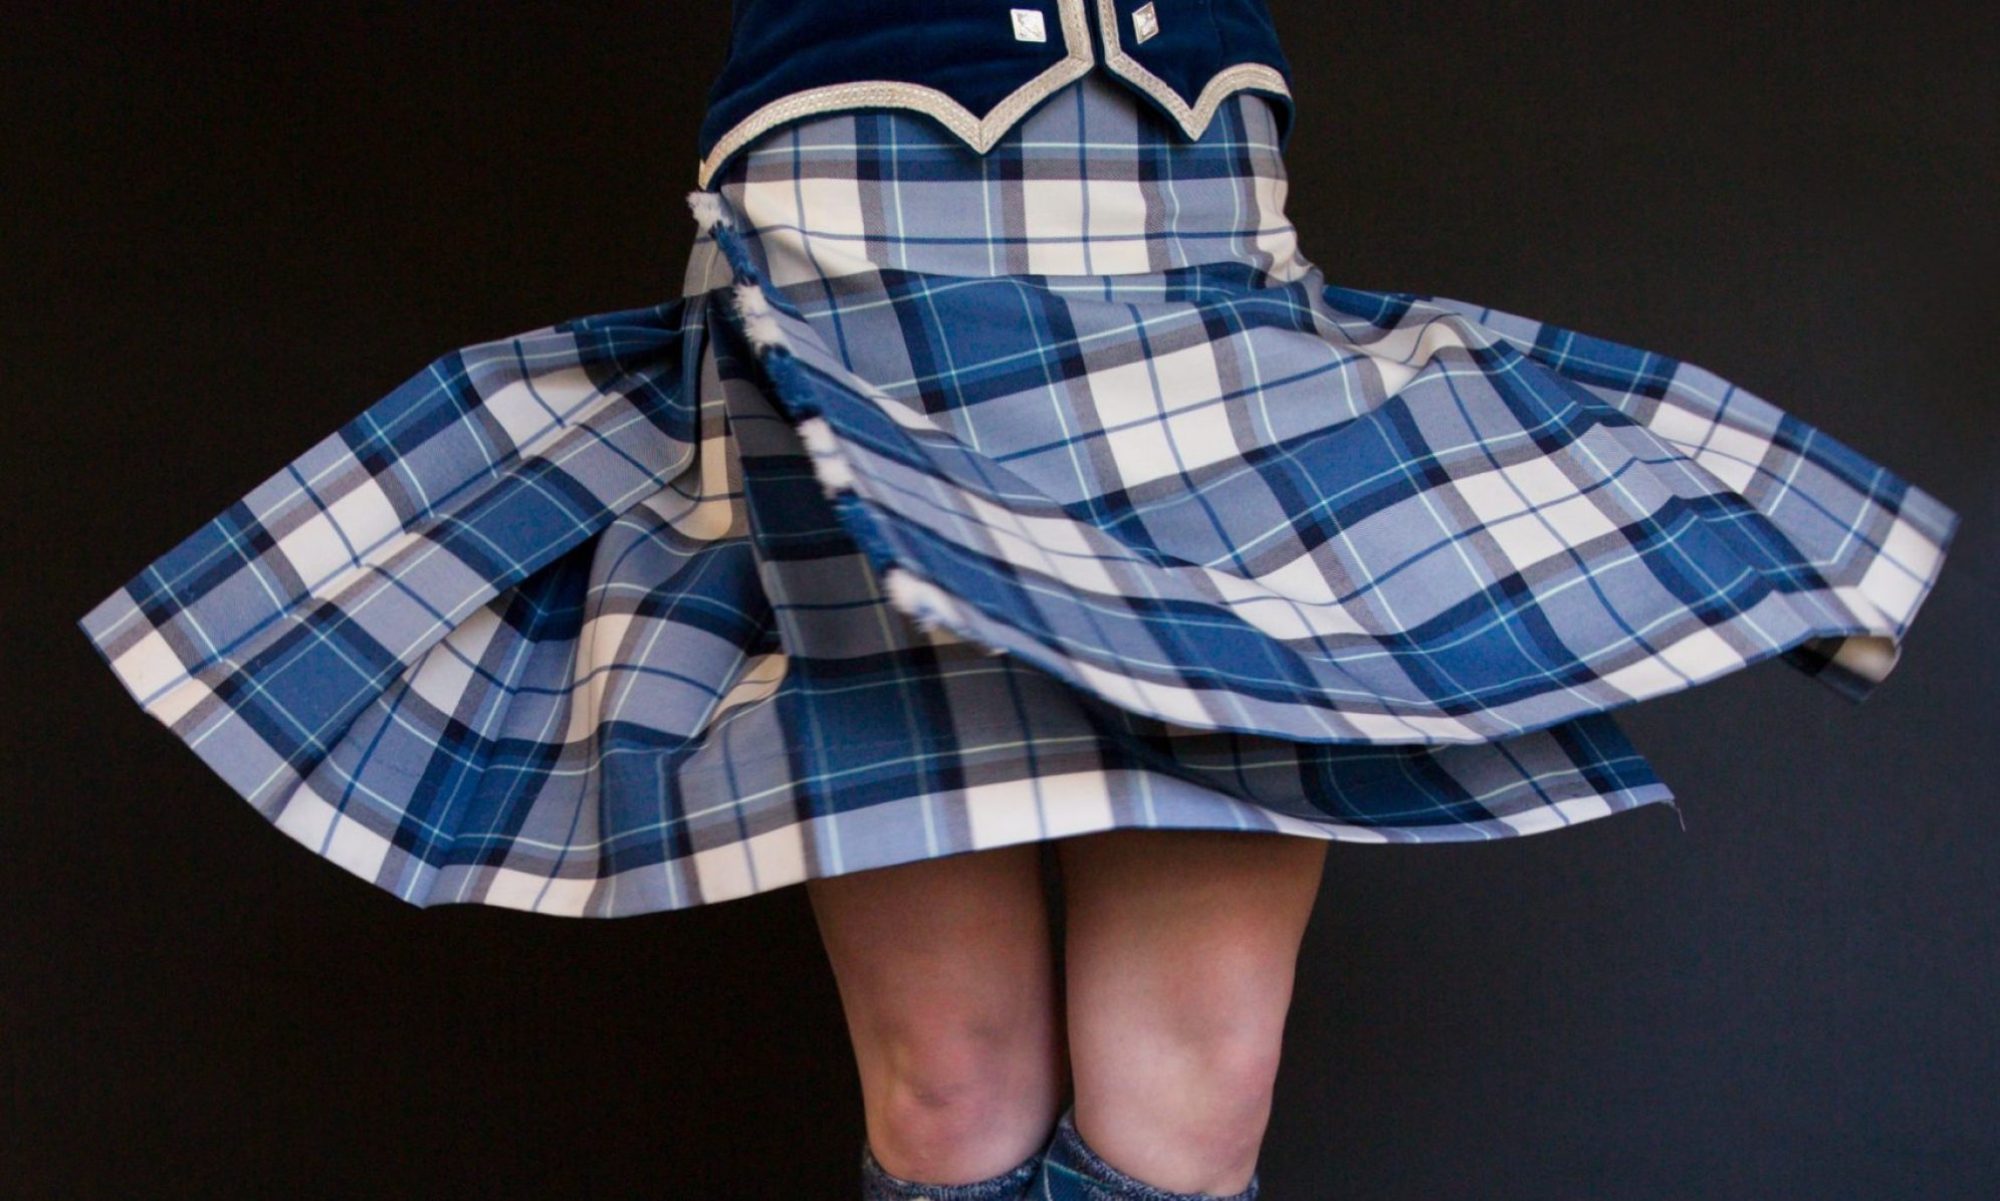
[
  {"x1": 807, "y1": 843, "x2": 1069, "y2": 1186},
  {"x1": 1056, "y1": 828, "x2": 1328, "y2": 1195}
]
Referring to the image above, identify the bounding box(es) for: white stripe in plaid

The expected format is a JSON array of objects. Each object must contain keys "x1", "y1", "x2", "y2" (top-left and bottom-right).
[
  {"x1": 75, "y1": 75, "x2": 1956, "y2": 916},
  {"x1": 707, "y1": 73, "x2": 1959, "y2": 744}
]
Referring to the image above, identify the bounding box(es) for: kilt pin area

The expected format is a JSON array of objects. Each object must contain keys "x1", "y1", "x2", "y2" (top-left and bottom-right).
[{"x1": 75, "y1": 71, "x2": 1960, "y2": 918}]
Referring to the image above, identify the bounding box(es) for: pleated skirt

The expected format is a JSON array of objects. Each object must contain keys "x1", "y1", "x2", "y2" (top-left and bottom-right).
[{"x1": 76, "y1": 74, "x2": 1960, "y2": 916}]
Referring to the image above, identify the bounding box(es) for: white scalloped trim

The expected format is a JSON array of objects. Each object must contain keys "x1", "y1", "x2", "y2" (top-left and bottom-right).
[
  {"x1": 1094, "y1": 0, "x2": 1291, "y2": 141},
  {"x1": 696, "y1": 0, "x2": 1095, "y2": 187}
]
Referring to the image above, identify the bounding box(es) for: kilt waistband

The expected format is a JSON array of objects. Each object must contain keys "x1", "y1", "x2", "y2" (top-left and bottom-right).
[{"x1": 687, "y1": 73, "x2": 1309, "y2": 298}]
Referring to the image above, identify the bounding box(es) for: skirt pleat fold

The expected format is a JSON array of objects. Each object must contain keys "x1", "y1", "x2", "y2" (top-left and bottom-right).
[{"x1": 77, "y1": 74, "x2": 1958, "y2": 915}]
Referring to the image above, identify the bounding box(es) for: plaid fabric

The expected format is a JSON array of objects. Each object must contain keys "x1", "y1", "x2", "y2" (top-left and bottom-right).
[{"x1": 76, "y1": 74, "x2": 1957, "y2": 917}]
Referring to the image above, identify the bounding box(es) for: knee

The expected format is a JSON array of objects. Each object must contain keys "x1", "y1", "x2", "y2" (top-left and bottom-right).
[
  {"x1": 1106, "y1": 1015, "x2": 1286, "y2": 1168},
  {"x1": 867, "y1": 1016, "x2": 1060, "y2": 1177},
  {"x1": 880, "y1": 1022, "x2": 1012, "y2": 1115},
  {"x1": 1174, "y1": 1027, "x2": 1285, "y2": 1150},
  {"x1": 1162, "y1": 985, "x2": 1289, "y2": 1095}
]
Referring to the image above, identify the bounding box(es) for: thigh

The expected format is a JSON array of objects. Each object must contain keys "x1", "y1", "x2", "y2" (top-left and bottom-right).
[
  {"x1": 807, "y1": 843, "x2": 1061, "y2": 1043},
  {"x1": 1056, "y1": 828, "x2": 1328, "y2": 1165},
  {"x1": 1058, "y1": 829, "x2": 1328, "y2": 1037},
  {"x1": 806, "y1": 843, "x2": 1067, "y2": 1165}
]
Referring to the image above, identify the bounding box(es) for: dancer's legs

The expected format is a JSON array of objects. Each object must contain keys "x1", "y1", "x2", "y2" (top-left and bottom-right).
[
  {"x1": 1054, "y1": 829, "x2": 1328, "y2": 1196},
  {"x1": 807, "y1": 842, "x2": 1068, "y2": 1188}
]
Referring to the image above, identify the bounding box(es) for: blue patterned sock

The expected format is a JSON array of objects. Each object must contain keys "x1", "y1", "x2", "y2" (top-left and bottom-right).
[
  {"x1": 860, "y1": 1137, "x2": 1046, "y2": 1200},
  {"x1": 1034, "y1": 1104, "x2": 1260, "y2": 1201}
]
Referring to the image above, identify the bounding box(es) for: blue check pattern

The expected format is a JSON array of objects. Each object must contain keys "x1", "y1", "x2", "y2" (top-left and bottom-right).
[{"x1": 76, "y1": 74, "x2": 1957, "y2": 916}]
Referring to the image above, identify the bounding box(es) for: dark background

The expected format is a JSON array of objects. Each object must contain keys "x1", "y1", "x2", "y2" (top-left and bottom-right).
[{"x1": 6, "y1": 2, "x2": 1995, "y2": 1197}]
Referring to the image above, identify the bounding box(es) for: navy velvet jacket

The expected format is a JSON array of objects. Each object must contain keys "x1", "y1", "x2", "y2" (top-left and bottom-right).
[{"x1": 697, "y1": 0, "x2": 1294, "y2": 186}]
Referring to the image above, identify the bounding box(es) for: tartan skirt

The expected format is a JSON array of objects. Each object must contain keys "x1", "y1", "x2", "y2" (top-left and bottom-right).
[{"x1": 76, "y1": 73, "x2": 1961, "y2": 917}]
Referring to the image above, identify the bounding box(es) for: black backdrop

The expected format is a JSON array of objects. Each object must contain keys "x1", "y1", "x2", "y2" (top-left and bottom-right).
[{"x1": 7, "y1": 3, "x2": 1995, "y2": 1197}]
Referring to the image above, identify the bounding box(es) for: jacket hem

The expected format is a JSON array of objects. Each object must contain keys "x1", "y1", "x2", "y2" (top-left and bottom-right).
[
  {"x1": 1094, "y1": 0, "x2": 1291, "y2": 140},
  {"x1": 696, "y1": 0, "x2": 1095, "y2": 187}
]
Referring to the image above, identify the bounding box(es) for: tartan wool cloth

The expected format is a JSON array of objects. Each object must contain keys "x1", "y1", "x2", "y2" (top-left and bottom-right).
[{"x1": 76, "y1": 74, "x2": 1959, "y2": 916}]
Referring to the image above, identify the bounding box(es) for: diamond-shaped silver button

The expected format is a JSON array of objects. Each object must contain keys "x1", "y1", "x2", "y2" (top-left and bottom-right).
[
  {"x1": 1011, "y1": 8, "x2": 1048, "y2": 42},
  {"x1": 1132, "y1": 2, "x2": 1160, "y2": 44}
]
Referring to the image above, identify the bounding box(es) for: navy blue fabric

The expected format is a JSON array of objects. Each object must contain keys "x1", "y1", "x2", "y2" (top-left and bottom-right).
[
  {"x1": 701, "y1": 1, "x2": 1072, "y2": 156},
  {"x1": 698, "y1": 0, "x2": 1292, "y2": 176},
  {"x1": 1094, "y1": 0, "x2": 1294, "y2": 135}
]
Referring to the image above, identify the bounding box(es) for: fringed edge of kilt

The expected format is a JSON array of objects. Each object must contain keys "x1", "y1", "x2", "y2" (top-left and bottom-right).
[
  {"x1": 691, "y1": 188, "x2": 1015, "y2": 660},
  {"x1": 687, "y1": 187, "x2": 1968, "y2": 746}
]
